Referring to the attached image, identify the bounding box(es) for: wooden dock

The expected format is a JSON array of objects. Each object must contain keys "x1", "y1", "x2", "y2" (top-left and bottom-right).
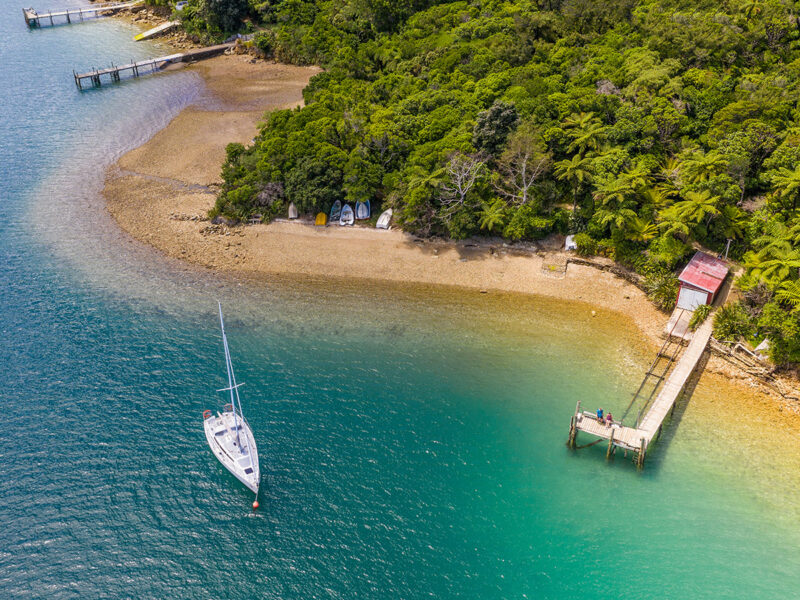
[
  {"x1": 23, "y1": 1, "x2": 142, "y2": 28},
  {"x1": 73, "y1": 44, "x2": 232, "y2": 89},
  {"x1": 567, "y1": 315, "x2": 715, "y2": 468}
]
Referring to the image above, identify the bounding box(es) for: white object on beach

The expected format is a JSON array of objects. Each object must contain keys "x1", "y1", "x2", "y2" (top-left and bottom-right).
[
  {"x1": 288, "y1": 202, "x2": 298, "y2": 219},
  {"x1": 340, "y1": 203, "x2": 354, "y2": 226},
  {"x1": 376, "y1": 208, "x2": 392, "y2": 229},
  {"x1": 565, "y1": 234, "x2": 577, "y2": 251},
  {"x1": 355, "y1": 200, "x2": 371, "y2": 220},
  {"x1": 203, "y1": 304, "x2": 260, "y2": 495}
]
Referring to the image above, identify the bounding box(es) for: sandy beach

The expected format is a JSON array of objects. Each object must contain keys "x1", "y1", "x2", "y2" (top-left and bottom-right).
[
  {"x1": 104, "y1": 54, "x2": 799, "y2": 424},
  {"x1": 107, "y1": 57, "x2": 667, "y2": 331}
]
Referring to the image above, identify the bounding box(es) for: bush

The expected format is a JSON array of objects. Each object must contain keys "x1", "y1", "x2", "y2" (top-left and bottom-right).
[
  {"x1": 713, "y1": 302, "x2": 754, "y2": 341},
  {"x1": 757, "y1": 301, "x2": 800, "y2": 365},
  {"x1": 573, "y1": 232, "x2": 596, "y2": 256},
  {"x1": 689, "y1": 304, "x2": 712, "y2": 330},
  {"x1": 502, "y1": 205, "x2": 554, "y2": 240},
  {"x1": 644, "y1": 271, "x2": 679, "y2": 311},
  {"x1": 253, "y1": 31, "x2": 275, "y2": 56},
  {"x1": 596, "y1": 238, "x2": 615, "y2": 259},
  {"x1": 444, "y1": 206, "x2": 479, "y2": 240},
  {"x1": 648, "y1": 235, "x2": 691, "y2": 270}
]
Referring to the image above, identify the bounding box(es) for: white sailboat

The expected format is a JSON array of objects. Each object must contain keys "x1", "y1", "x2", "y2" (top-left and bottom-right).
[{"x1": 203, "y1": 304, "x2": 260, "y2": 496}]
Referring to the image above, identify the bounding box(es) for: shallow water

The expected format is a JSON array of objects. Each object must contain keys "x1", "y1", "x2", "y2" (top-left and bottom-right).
[{"x1": 2, "y1": 2, "x2": 800, "y2": 598}]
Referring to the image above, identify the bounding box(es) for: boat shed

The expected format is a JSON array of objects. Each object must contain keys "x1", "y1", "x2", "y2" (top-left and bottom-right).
[{"x1": 676, "y1": 251, "x2": 729, "y2": 311}]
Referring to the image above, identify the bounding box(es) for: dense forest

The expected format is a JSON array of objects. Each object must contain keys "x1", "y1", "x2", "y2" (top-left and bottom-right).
[{"x1": 172, "y1": 0, "x2": 800, "y2": 368}]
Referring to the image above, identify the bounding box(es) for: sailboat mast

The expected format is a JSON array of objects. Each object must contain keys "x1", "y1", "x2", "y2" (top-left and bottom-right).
[{"x1": 218, "y1": 303, "x2": 242, "y2": 448}]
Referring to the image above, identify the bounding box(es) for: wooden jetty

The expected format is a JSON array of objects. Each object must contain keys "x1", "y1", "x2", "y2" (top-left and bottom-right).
[
  {"x1": 567, "y1": 315, "x2": 715, "y2": 468},
  {"x1": 73, "y1": 44, "x2": 232, "y2": 89},
  {"x1": 23, "y1": 1, "x2": 142, "y2": 28}
]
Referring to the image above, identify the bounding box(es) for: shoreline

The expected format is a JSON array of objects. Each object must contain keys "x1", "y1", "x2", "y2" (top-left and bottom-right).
[{"x1": 103, "y1": 54, "x2": 799, "y2": 419}]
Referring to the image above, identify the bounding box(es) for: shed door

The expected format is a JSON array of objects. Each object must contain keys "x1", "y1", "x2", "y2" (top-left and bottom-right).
[{"x1": 677, "y1": 286, "x2": 708, "y2": 311}]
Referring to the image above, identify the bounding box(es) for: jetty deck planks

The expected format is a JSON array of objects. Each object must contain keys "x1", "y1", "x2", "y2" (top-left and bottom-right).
[
  {"x1": 568, "y1": 316, "x2": 714, "y2": 467},
  {"x1": 73, "y1": 44, "x2": 232, "y2": 89},
  {"x1": 23, "y1": 1, "x2": 142, "y2": 28}
]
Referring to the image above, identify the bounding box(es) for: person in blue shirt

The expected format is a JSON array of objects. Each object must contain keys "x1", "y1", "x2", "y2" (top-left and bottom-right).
[{"x1": 596, "y1": 408, "x2": 604, "y2": 423}]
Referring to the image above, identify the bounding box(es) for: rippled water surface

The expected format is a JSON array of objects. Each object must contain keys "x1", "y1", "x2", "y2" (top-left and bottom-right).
[{"x1": 2, "y1": 2, "x2": 800, "y2": 598}]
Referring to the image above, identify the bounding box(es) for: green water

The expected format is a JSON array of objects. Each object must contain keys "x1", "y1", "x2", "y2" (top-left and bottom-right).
[{"x1": 2, "y1": 3, "x2": 799, "y2": 598}]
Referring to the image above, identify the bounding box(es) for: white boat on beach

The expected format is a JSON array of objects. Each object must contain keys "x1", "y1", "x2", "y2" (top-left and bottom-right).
[
  {"x1": 340, "y1": 203, "x2": 354, "y2": 226},
  {"x1": 355, "y1": 200, "x2": 370, "y2": 220},
  {"x1": 376, "y1": 208, "x2": 392, "y2": 229},
  {"x1": 203, "y1": 304, "x2": 260, "y2": 495}
]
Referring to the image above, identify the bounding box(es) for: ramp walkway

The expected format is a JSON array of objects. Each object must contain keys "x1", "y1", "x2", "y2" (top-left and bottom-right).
[{"x1": 134, "y1": 20, "x2": 180, "y2": 41}]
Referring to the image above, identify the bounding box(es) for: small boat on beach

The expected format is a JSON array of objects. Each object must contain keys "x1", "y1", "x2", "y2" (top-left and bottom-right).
[
  {"x1": 340, "y1": 203, "x2": 354, "y2": 226},
  {"x1": 355, "y1": 200, "x2": 371, "y2": 220},
  {"x1": 288, "y1": 202, "x2": 298, "y2": 219},
  {"x1": 203, "y1": 304, "x2": 260, "y2": 496},
  {"x1": 376, "y1": 208, "x2": 392, "y2": 229},
  {"x1": 329, "y1": 200, "x2": 342, "y2": 222},
  {"x1": 315, "y1": 212, "x2": 327, "y2": 226}
]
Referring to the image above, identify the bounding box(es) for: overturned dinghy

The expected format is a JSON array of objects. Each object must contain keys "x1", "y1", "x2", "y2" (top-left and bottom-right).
[
  {"x1": 355, "y1": 200, "x2": 371, "y2": 220},
  {"x1": 376, "y1": 208, "x2": 393, "y2": 229},
  {"x1": 288, "y1": 202, "x2": 298, "y2": 219},
  {"x1": 340, "y1": 203, "x2": 354, "y2": 226},
  {"x1": 329, "y1": 200, "x2": 342, "y2": 222},
  {"x1": 315, "y1": 212, "x2": 327, "y2": 226}
]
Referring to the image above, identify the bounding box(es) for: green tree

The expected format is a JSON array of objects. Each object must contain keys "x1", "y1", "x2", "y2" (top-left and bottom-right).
[
  {"x1": 478, "y1": 200, "x2": 507, "y2": 232},
  {"x1": 743, "y1": 244, "x2": 800, "y2": 288},
  {"x1": 199, "y1": 0, "x2": 248, "y2": 32},
  {"x1": 680, "y1": 151, "x2": 727, "y2": 184},
  {"x1": 626, "y1": 216, "x2": 658, "y2": 242},
  {"x1": 472, "y1": 101, "x2": 519, "y2": 157},
  {"x1": 770, "y1": 165, "x2": 800, "y2": 211},
  {"x1": 554, "y1": 154, "x2": 593, "y2": 211},
  {"x1": 776, "y1": 281, "x2": 800, "y2": 313},
  {"x1": 661, "y1": 190, "x2": 721, "y2": 229}
]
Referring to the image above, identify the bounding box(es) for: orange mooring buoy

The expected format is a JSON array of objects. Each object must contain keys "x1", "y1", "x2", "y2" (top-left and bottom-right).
[{"x1": 252, "y1": 500, "x2": 259, "y2": 510}]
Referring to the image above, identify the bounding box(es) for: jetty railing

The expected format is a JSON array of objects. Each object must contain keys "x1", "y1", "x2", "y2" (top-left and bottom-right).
[
  {"x1": 567, "y1": 314, "x2": 715, "y2": 469},
  {"x1": 23, "y1": 1, "x2": 142, "y2": 28},
  {"x1": 73, "y1": 44, "x2": 232, "y2": 89}
]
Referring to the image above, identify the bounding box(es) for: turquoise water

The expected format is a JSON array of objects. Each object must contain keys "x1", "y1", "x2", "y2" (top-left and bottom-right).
[{"x1": 2, "y1": 3, "x2": 800, "y2": 598}]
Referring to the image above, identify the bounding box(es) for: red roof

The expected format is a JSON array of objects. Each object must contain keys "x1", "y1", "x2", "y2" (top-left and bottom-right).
[{"x1": 678, "y1": 251, "x2": 729, "y2": 295}]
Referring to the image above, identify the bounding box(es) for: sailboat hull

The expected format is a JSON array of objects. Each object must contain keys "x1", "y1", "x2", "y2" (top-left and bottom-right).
[{"x1": 204, "y1": 410, "x2": 260, "y2": 494}]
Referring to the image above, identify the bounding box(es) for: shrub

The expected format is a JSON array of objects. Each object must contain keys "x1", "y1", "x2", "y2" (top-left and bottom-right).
[
  {"x1": 445, "y1": 206, "x2": 480, "y2": 240},
  {"x1": 757, "y1": 301, "x2": 800, "y2": 365},
  {"x1": 713, "y1": 302, "x2": 754, "y2": 341},
  {"x1": 253, "y1": 31, "x2": 275, "y2": 57},
  {"x1": 573, "y1": 232, "x2": 596, "y2": 256},
  {"x1": 644, "y1": 271, "x2": 679, "y2": 311},
  {"x1": 689, "y1": 304, "x2": 712, "y2": 330},
  {"x1": 648, "y1": 235, "x2": 691, "y2": 270},
  {"x1": 502, "y1": 205, "x2": 553, "y2": 240},
  {"x1": 596, "y1": 238, "x2": 616, "y2": 259}
]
